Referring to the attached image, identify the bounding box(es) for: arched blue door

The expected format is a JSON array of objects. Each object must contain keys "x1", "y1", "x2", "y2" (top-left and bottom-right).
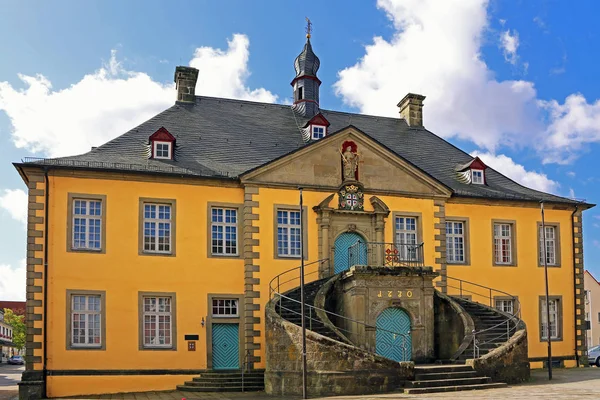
[
  {"x1": 376, "y1": 308, "x2": 412, "y2": 362},
  {"x1": 334, "y1": 232, "x2": 367, "y2": 273}
]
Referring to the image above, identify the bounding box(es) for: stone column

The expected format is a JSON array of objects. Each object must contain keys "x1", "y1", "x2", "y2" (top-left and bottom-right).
[
  {"x1": 243, "y1": 185, "x2": 261, "y2": 368},
  {"x1": 573, "y1": 210, "x2": 588, "y2": 366},
  {"x1": 20, "y1": 172, "x2": 46, "y2": 400}
]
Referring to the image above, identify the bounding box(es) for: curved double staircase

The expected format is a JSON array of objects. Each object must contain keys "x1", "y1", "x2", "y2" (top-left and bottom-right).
[{"x1": 266, "y1": 259, "x2": 528, "y2": 396}]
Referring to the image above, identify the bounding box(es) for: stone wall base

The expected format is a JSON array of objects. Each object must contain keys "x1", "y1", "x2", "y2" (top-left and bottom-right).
[
  {"x1": 19, "y1": 371, "x2": 44, "y2": 400},
  {"x1": 265, "y1": 369, "x2": 409, "y2": 397}
]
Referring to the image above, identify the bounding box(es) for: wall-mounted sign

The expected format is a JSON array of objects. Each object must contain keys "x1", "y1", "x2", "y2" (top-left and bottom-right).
[
  {"x1": 185, "y1": 334, "x2": 199, "y2": 341},
  {"x1": 188, "y1": 341, "x2": 196, "y2": 351}
]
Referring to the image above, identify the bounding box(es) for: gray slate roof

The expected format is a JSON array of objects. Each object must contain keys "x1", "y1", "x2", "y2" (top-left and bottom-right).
[{"x1": 23, "y1": 96, "x2": 582, "y2": 205}]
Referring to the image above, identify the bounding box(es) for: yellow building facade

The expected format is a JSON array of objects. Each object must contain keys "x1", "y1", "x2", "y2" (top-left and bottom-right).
[{"x1": 15, "y1": 39, "x2": 592, "y2": 398}]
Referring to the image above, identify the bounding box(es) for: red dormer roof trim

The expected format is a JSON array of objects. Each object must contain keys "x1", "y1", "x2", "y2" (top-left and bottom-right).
[
  {"x1": 149, "y1": 127, "x2": 175, "y2": 160},
  {"x1": 469, "y1": 156, "x2": 487, "y2": 171}
]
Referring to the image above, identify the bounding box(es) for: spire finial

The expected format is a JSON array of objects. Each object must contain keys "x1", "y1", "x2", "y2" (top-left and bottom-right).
[{"x1": 305, "y1": 17, "x2": 312, "y2": 39}]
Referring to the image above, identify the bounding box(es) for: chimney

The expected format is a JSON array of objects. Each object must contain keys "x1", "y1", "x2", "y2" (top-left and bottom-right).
[
  {"x1": 397, "y1": 93, "x2": 426, "y2": 127},
  {"x1": 174, "y1": 66, "x2": 199, "y2": 103}
]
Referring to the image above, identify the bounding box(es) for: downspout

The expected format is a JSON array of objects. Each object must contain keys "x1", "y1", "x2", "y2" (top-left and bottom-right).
[
  {"x1": 571, "y1": 203, "x2": 579, "y2": 366},
  {"x1": 43, "y1": 168, "x2": 49, "y2": 389}
]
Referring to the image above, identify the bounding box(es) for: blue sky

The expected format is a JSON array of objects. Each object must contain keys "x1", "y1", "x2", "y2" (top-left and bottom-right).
[{"x1": 1, "y1": 0, "x2": 600, "y2": 299}]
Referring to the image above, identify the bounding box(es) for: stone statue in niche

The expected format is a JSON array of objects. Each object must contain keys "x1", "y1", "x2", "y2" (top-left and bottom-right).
[{"x1": 340, "y1": 141, "x2": 360, "y2": 181}]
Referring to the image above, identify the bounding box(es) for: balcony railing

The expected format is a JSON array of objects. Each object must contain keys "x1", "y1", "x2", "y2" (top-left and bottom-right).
[{"x1": 348, "y1": 241, "x2": 425, "y2": 268}]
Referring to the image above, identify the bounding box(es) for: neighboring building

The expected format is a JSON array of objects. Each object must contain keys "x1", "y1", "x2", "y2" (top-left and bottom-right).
[
  {"x1": 585, "y1": 270, "x2": 600, "y2": 348},
  {"x1": 13, "y1": 32, "x2": 593, "y2": 398},
  {"x1": 0, "y1": 309, "x2": 15, "y2": 360},
  {"x1": 0, "y1": 301, "x2": 27, "y2": 316}
]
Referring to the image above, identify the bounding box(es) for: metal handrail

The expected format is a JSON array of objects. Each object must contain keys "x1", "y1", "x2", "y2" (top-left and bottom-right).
[
  {"x1": 348, "y1": 240, "x2": 425, "y2": 268},
  {"x1": 446, "y1": 275, "x2": 522, "y2": 357},
  {"x1": 269, "y1": 259, "x2": 412, "y2": 361}
]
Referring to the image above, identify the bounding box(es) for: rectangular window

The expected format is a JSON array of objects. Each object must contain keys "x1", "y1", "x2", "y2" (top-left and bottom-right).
[
  {"x1": 211, "y1": 207, "x2": 238, "y2": 256},
  {"x1": 541, "y1": 298, "x2": 561, "y2": 340},
  {"x1": 446, "y1": 221, "x2": 465, "y2": 263},
  {"x1": 493, "y1": 223, "x2": 513, "y2": 265},
  {"x1": 395, "y1": 216, "x2": 418, "y2": 261},
  {"x1": 212, "y1": 299, "x2": 239, "y2": 317},
  {"x1": 72, "y1": 199, "x2": 102, "y2": 250},
  {"x1": 495, "y1": 299, "x2": 514, "y2": 314},
  {"x1": 70, "y1": 294, "x2": 102, "y2": 348},
  {"x1": 538, "y1": 223, "x2": 561, "y2": 267},
  {"x1": 277, "y1": 210, "x2": 301, "y2": 257},
  {"x1": 312, "y1": 126, "x2": 325, "y2": 140},
  {"x1": 143, "y1": 203, "x2": 172, "y2": 253},
  {"x1": 153, "y1": 141, "x2": 171, "y2": 159},
  {"x1": 142, "y1": 296, "x2": 173, "y2": 348},
  {"x1": 471, "y1": 169, "x2": 484, "y2": 184}
]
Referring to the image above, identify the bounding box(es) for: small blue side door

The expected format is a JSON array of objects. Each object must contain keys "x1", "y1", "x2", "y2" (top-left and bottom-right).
[
  {"x1": 376, "y1": 308, "x2": 412, "y2": 362},
  {"x1": 334, "y1": 232, "x2": 367, "y2": 273},
  {"x1": 212, "y1": 323, "x2": 239, "y2": 369}
]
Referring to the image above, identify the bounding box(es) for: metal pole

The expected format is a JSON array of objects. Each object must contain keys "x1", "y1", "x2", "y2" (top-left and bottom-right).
[
  {"x1": 299, "y1": 187, "x2": 308, "y2": 399},
  {"x1": 541, "y1": 201, "x2": 553, "y2": 380}
]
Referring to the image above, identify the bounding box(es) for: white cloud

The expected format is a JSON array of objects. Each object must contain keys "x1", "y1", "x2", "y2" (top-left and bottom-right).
[
  {"x1": 569, "y1": 188, "x2": 576, "y2": 199},
  {"x1": 500, "y1": 29, "x2": 520, "y2": 65},
  {"x1": 567, "y1": 171, "x2": 576, "y2": 178},
  {"x1": 0, "y1": 189, "x2": 27, "y2": 225},
  {"x1": 334, "y1": 0, "x2": 600, "y2": 163},
  {"x1": 0, "y1": 260, "x2": 26, "y2": 301},
  {"x1": 334, "y1": 0, "x2": 541, "y2": 152},
  {"x1": 471, "y1": 151, "x2": 560, "y2": 194},
  {"x1": 0, "y1": 34, "x2": 276, "y2": 158},
  {"x1": 540, "y1": 94, "x2": 600, "y2": 164}
]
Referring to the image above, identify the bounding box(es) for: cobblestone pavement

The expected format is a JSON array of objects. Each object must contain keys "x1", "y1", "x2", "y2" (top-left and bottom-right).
[
  {"x1": 2, "y1": 368, "x2": 599, "y2": 400},
  {"x1": 0, "y1": 363, "x2": 23, "y2": 400},
  {"x1": 61, "y1": 368, "x2": 600, "y2": 400}
]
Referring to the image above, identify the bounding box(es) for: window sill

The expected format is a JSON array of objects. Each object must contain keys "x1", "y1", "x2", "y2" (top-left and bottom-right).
[
  {"x1": 68, "y1": 248, "x2": 104, "y2": 254},
  {"x1": 538, "y1": 264, "x2": 561, "y2": 268},
  {"x1": 68, "y1": 346, "x2": 104, "y2": 351},
  {"x1": 447, "y1": 261, "x2": 470, "y2": 266},
  {"x1": 275, "y1": 254, "x2": 302, "y2": 259},
  {"x1": 492, "y1": 263, "x2": 518, "y2": 267},
  {"x1": 139, "y1": 251, "x2": 175, "y2": 257},
  {"x1": 140, "y1": 346, "x2": 176, "y2": 351},
  {"x1": 208, "y1": 253, "x2": 241, "y2": 259},
  {"x1": 540, "y1": 337, "x2": 563, "y2": 342}
]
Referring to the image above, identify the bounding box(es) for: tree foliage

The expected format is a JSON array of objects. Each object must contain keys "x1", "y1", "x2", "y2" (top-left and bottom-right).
[{"x1": 3, "y1": 308, "x2": 25, "y2": 350}]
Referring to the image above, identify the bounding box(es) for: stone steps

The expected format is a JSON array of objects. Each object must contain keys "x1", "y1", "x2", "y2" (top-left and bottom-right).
[
  {"x1": 178, "y1": 369, "x2": 265, "y2": 392},
  {"x1": 403, "y1": 382, "x2": 507, "y2": 394},
  {"x1": 407, "y1": 365, "x2": 505, "y2": 394}
]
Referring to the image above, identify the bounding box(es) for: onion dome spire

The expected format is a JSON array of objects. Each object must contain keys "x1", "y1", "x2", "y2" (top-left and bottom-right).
[{"x1": 292, "y1": 18, "x2": 321, "y2": 119}]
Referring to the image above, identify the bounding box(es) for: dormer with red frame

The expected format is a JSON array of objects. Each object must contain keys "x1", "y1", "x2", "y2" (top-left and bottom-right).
[
  {"x1": 455, "y1": 156, "x2": 488, "y2": 185},
  {"x1": 303, "y1": 113, "x2": 331, "y2": 142},
  {"x1": 149, "y1": 127, "x2": 175, "y2": 160}
]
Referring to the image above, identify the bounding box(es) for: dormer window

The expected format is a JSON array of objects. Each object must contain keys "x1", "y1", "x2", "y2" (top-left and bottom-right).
[
  {"x1": 471, "y1": 169, "x2": 484, "y2": 184},
  {"x1": 154, "y1": 141, "x2": 172, "y2": 159},
  {"x1": 149, "y1": 127, "x2": 176, "y2": 160},
  {"x1": 312, "y1": 125, "x2": 325, "y2": 140}
]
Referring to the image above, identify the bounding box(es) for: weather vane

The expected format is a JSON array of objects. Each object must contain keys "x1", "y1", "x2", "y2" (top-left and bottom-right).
[{"x1": 305, "y1": 17, "x2": 312, "y2": 38}]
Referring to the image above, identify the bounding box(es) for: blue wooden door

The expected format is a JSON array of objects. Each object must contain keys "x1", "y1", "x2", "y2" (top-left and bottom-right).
[
  {"x1": 334, "y1": 232, "x2": 367, "y2": 273},
  {"x1": 212, "y1": 323, "x2": 239, "y2": 369},
  {"x1": 376, "y1": 308, "x2": 412, "y2": 362}
]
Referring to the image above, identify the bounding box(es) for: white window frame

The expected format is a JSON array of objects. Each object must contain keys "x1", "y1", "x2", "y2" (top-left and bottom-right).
[
  {"x1": 153, "y1": 141, "x2": 172, "y2": 160},
  {"x1": 142, "y1": 296, "x2": 173, "y2": 348},
  {"x1": 212, "y1": 298, "x2": 240, "y2": 318},
  {"x1": 494, "y1": 223, "x2": 513, "y2": 264},
  {"x1": 70, "y1": 295, "x2": 102, "y2": 348},
  {"x1": 277, "y1": 209, "x2": 302, "y2": 257},
  {"x1": 211, "y1": 207, "x2": 238, "y2": 256},
  {"x1": 495, "y1": 299, "x2": 514, "y2": 315},
  {"x1": 143, "y1": 203, "x2": 172, "y2": 254},
  {"x1": 539, "y1": 225, "x2": 557, "y2": 265},
  {"x1": 446, "y1": 221, "x2": 465, "y2": 263},
  {"x1": 541, "y1": 298, "x2": 559, "y2": 340},
  {"x1": 395, "y1": 216, "x2": 418, "y2": 261},
  {"x1": 72, "y1": 199, "x2": 103, "y2": 251},
  {"x1": 471, "y1": 169, "x2": 484, "y2": 184},
  {"x1": 311, "y1": 125, "x2": 325, "y2": 140}
]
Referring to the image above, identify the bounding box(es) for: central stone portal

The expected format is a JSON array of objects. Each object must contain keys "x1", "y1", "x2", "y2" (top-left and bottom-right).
[{"x1": 328, "y1": 265, "x2": 438, "y2": 363}]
